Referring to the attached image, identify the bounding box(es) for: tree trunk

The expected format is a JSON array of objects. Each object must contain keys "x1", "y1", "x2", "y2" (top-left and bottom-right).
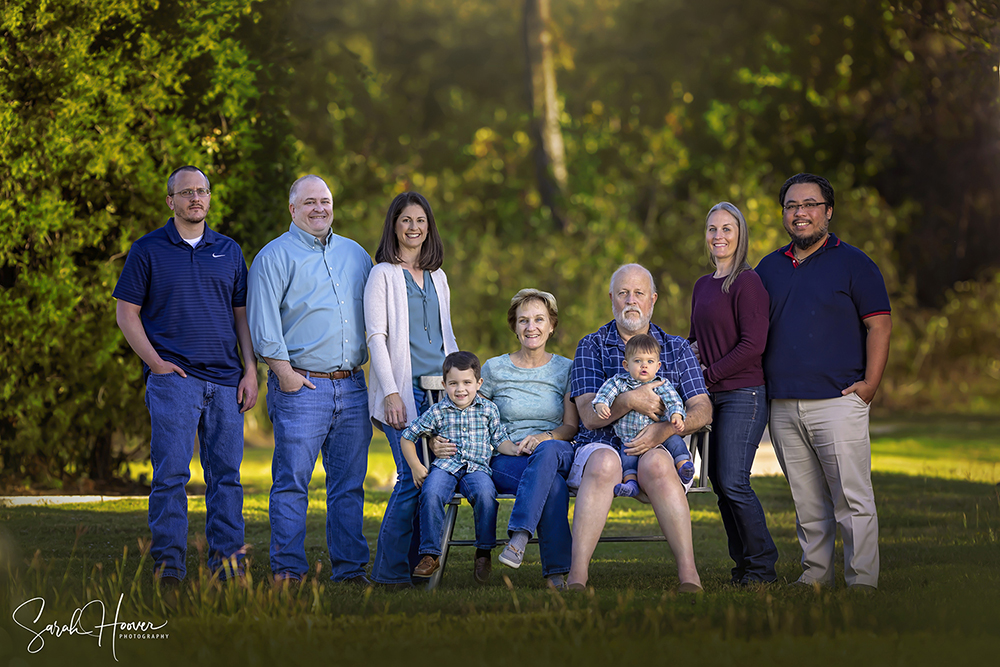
[{"x1": 523, "y1": 0, "x2": 568, "y2": 229}]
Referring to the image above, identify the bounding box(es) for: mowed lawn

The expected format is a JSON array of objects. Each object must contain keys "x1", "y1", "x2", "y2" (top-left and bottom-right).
[{"x1": 1, "y1": 417, "x2": 998, "y2": 667}]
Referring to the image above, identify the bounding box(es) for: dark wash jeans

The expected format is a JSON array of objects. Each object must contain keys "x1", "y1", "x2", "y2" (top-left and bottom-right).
[
  {"x1": 490, "y1": 439, "x2": 574, "y2": 577},
  {"x1": 371, "y1": 386, "x2": 429, "y2": 585},
  {"x1": 708, "y1": 385, "x2": 779, "y2": 584},
  {"x1": 144, "y1": 372, "x2": 245, "y2": 580}
]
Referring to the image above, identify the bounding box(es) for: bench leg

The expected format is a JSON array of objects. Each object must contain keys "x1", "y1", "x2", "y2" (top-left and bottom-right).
[{"x1": 425, "y1": 501, "x2": 459, "y2": 591}]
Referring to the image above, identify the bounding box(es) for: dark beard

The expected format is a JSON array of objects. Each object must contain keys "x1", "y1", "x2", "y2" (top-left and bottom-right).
[{"x1": 791, "y1": 228, "x2": 827, "y2": 250}]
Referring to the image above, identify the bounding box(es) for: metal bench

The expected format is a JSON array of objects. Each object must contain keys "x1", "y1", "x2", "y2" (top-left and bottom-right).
[{"x1": 416, "y1": 375, "x2": 711, "y2": 590}]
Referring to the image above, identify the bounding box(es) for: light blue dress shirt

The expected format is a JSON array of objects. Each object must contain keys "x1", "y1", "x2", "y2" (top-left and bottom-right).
[{"x1": 247, "y1": 222, "x2": 374, "y2": 373}]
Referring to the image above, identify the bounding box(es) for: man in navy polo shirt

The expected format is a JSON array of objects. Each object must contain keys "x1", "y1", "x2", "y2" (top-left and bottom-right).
[
  {"x1": 114, "y1": 165, "x2": 258, "y2": 585},
  {"x1": 247, "y1": 175, "x2": 374, "y2": 586},
  {"x1": 756, "y1": 173, "x2": 892, "y2": 591}
]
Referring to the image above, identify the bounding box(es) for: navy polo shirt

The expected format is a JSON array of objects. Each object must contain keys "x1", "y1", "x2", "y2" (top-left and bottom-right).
[
  {"x1": 756, "y1": 233, "x2": 890, "y2": 400},
  {"x1": 113, "y1": 218, "x2": 248, "y2": 386}
]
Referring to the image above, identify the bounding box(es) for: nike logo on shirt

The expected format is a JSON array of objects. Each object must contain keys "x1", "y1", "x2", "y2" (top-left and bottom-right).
[{"x1": 213, "y1": 253, "x2": 225, "y2": 258}]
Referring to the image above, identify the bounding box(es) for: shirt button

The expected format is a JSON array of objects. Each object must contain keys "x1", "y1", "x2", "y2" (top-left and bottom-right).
[
  {"x1": 344, "y1": 319, "x2": 348, "y2": 323},
  {"x1": 341, "y1": 301, "x2": 345, "y2": 304}
]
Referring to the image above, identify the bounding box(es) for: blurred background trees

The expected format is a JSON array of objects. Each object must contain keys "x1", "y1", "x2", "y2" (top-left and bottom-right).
[{"x1": 2, "y1": 0, "x2": 997, "y2": 486}]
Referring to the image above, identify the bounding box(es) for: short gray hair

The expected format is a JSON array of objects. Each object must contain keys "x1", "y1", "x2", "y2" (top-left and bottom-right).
[
  {"x1": 609, "y1": 263, "x2": 656, "y2": 295},
  {"x1": 288, "y1": 174, "x2": 331, "y2": 206}
]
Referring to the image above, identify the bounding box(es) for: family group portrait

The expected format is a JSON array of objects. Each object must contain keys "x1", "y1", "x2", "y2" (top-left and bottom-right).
[{"x1": 1, "y1": 0, "x2": 998, "y2": 666}]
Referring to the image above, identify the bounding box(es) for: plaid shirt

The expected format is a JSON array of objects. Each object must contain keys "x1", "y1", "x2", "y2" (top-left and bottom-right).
[
  {"x1": 400, "y1": 394, "x2": 511, "y2": 476},
  {"x1": 571, "y1": 321, "x2": 707, "y2": 449},
  {"x1": 592, "y1": 372, "x2": 686, "y2": 445}
]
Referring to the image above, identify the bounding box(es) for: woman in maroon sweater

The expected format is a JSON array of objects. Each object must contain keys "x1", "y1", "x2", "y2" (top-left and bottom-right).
[{"x1": 689, "y1": 202, "x2": 778, "y2": 585}]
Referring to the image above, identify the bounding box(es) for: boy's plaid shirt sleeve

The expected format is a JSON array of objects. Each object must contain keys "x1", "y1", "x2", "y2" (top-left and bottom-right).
[
  {"x1": 592, "y1": 374, "x2": 628, "y2": 408},
  {"x1": 655, "y1": 380, "x2": 687, "y2": 420},
  {"x1": 484, "y1": 399, "x2": 512, "y2": 450},
  {"x1": 400, "y1": 405, "x2": 440, "y2": 443}
]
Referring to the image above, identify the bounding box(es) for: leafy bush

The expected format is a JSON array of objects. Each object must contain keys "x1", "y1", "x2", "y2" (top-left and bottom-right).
[{"x1": 0, "y1": 0, "x2": 298, "y2": 485}]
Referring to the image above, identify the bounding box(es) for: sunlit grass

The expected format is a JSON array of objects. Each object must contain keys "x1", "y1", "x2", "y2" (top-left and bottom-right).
[{"x1": 3, "y1": 418, "x2": 1000, "y2": 666}]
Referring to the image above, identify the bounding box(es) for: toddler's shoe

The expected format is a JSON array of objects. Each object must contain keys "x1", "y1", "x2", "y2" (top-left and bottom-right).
[
  {"x1": 677, "y1": 460, "x2": 695, "y2": 485},
  {"x1": 413, "y1": 555, "x2": 440, "y2": 578},
  {"x1": 614, "y1": 479, "x2": 641, "y2": 498},
  {"x1": 498, "y1": 543, "x2": 524, "y2": 569}
]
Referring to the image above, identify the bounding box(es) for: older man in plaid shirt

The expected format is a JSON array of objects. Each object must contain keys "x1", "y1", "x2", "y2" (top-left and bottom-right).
[
  {"x1": 564, "y1": 264, "x2": 712, "y2": 592},
  {"x1": 399, "y1": 351, "x2": 519, "y2": 584}
]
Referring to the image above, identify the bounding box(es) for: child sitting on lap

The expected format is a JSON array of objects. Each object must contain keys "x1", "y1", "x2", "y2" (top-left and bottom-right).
[
  {"x1": 401, "y1": 351, "x2": 519, "y2": 585},
  {"x1": 592, "y1": 333, "x2": 694, "y2": 497}
]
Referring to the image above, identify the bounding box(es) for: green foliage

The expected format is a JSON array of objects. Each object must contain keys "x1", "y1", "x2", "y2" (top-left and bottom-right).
[
  {"x1": 287, "y1": 0, "x2": 996, "y2": 409},
  {"x1": 0, "y1": 0, "x2": 298, "y2": 483}
]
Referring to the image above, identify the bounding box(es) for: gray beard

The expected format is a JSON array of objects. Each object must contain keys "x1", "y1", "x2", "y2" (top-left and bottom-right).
[{"x1": 616, "y1": 312, "x2": 649, "y2": 334}]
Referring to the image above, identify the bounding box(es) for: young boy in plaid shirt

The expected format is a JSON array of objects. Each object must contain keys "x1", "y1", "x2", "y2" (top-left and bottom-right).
[
  {"x1": 592, "y1": 334, "x2": 694, "y2": 497},
  {"x1": 401, "y1": 351, "x2": 519, "y2": 584}
]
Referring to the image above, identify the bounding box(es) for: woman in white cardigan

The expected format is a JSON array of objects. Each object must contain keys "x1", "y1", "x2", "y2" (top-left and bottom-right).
[{"x1": 365, "y1": 192, "x2": 458, "y2": 588}]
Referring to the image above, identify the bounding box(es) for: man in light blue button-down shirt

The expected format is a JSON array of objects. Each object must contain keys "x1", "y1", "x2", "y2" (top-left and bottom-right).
[{"x1": 247, "y1": 174, "x2": 374, "y2": 585}]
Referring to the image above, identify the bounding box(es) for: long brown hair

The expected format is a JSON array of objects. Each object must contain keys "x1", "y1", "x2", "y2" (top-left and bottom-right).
[{"x1": 374, "y1": 192, "x2": 444, "y2": 271}]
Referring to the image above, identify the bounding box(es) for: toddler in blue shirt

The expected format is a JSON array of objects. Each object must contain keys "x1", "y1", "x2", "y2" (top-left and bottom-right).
[{"x1": 592, "y1": 334, "x2": 694, "y2": 497}]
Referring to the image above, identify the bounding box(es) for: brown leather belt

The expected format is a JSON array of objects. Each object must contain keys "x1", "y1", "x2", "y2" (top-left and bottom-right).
[{"x1": 293, "y1": 367, "x2": 360, "y2": 380}]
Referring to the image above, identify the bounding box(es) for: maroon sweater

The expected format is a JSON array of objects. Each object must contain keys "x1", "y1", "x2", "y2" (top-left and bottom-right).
[{"x1": 688, "y1": 270, "x2": 769, "y2": 393}]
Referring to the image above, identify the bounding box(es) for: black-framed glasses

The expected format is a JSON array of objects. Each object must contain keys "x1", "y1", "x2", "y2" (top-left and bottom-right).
[
  {"x1": 169, "y1": 188, "x2": 211, "y2": 199},
  {"x1": 782, "y1": 202, "x2": 828, "y2": 213}
]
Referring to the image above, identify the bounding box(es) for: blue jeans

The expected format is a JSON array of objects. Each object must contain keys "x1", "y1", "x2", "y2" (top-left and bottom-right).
[
  {"x1": 371, "y1": 386, "x2": 430, "y2": 584},
  {"x1": 144, "y1": 372, "x2": 245, "y2": 580},
  {"x1": 620, "y1": 433, "x2": 689, "y2": 477},
  {"x1": 418, "y1": 466, "x2": 497, "y2": 555},
  {"x1": 490, "y1": 439, "x2": 573, "y2": 577},
  {"x1": 708, "y1": 385, "x2": 778, "y2": 584},
  {"x1": 267, "y1": 370, "x2": 372, "y2": 580}
]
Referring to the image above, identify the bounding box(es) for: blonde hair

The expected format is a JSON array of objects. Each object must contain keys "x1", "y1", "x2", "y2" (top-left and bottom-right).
[
  {"x1": 706, "y1": 202, "x2": 751, "y2": 294},
  {"x1": 507, "y1": 288, "x2": 559, "y2": 332}
]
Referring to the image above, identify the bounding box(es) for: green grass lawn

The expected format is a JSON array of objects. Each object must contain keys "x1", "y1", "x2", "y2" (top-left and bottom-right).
[{"x1": 1, "y1": 418, "x2": 998, "y2": 666}]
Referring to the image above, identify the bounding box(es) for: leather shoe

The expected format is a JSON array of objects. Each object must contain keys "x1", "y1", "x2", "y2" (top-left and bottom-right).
[
  {"x1": 342, "y1": 574, "x2": 373, "y2": 587},
  {"x1": 413, "y1": 555, "x2": 440, "y2": 578},
  {"x1": 473, "y1": 555, "x2": 491, "y2": 585}
]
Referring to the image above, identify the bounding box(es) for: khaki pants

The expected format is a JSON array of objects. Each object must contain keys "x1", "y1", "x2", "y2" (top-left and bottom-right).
[{"x1": 769, "y1": 394, "x2": 878, "y2": 588}]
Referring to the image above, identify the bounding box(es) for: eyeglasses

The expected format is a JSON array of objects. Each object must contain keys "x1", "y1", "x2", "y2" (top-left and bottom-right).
[
  {"x1": 782, "y1": 202, "x2": 828, "y2": 213},
  {"x1": 169, "y1": 188, "x2": 212, "y2": 199}
]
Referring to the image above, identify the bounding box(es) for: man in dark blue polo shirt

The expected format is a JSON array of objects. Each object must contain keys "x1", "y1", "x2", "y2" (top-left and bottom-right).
[
  {"x1": 113, "y1": 165, "x2": 258, "y2": 586},
  {"x1": 756, "y1": 173, "x2": 891, "y2": 591}
]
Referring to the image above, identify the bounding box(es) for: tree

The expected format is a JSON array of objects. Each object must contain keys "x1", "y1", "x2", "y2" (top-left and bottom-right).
[
  {"x1": 524, "y1": 0, "x2": 569, "y2": 228},
  {"x1": 0, "y1": 0, "x2": 298, "y2": 486}
]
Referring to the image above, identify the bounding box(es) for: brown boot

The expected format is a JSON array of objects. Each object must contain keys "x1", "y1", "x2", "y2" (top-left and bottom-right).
[
  {"x1": 473, "y1": 555, "x2": 492, "y2": 585},
  {"x1": 413, "y1": 555, "x2": 440, "y2": 578}
]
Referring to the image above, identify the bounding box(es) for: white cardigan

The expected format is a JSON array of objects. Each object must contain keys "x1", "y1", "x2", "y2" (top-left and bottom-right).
[{"x1": 364, "y1": 262, "x2": 458, "y2": 429}]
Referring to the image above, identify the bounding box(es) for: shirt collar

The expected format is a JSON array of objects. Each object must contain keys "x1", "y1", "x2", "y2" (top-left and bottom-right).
[
  {"x1": 165, "y1": 217, "x2": 217, "y2": 247},
  {"x1": 602, "y1": 319, "x2": 664, "y2": 348},
  {"x1": 782, "y1": 233, "x2": 840, "y2": 264},
  {"x1": 288, "y1": 221, "x2": 333, "y2": 250},
  {"x1": 441, "y1": 393, "x2": 485, "y2": 411}
]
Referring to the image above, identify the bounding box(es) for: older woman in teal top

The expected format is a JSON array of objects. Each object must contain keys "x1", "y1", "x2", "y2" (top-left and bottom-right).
[
  {"x1": 365, "y1": 192, "x2": 458, "y2": 588},
  {"x1": 482, "y1": 289, "x2": 579, "y2": 588}
]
